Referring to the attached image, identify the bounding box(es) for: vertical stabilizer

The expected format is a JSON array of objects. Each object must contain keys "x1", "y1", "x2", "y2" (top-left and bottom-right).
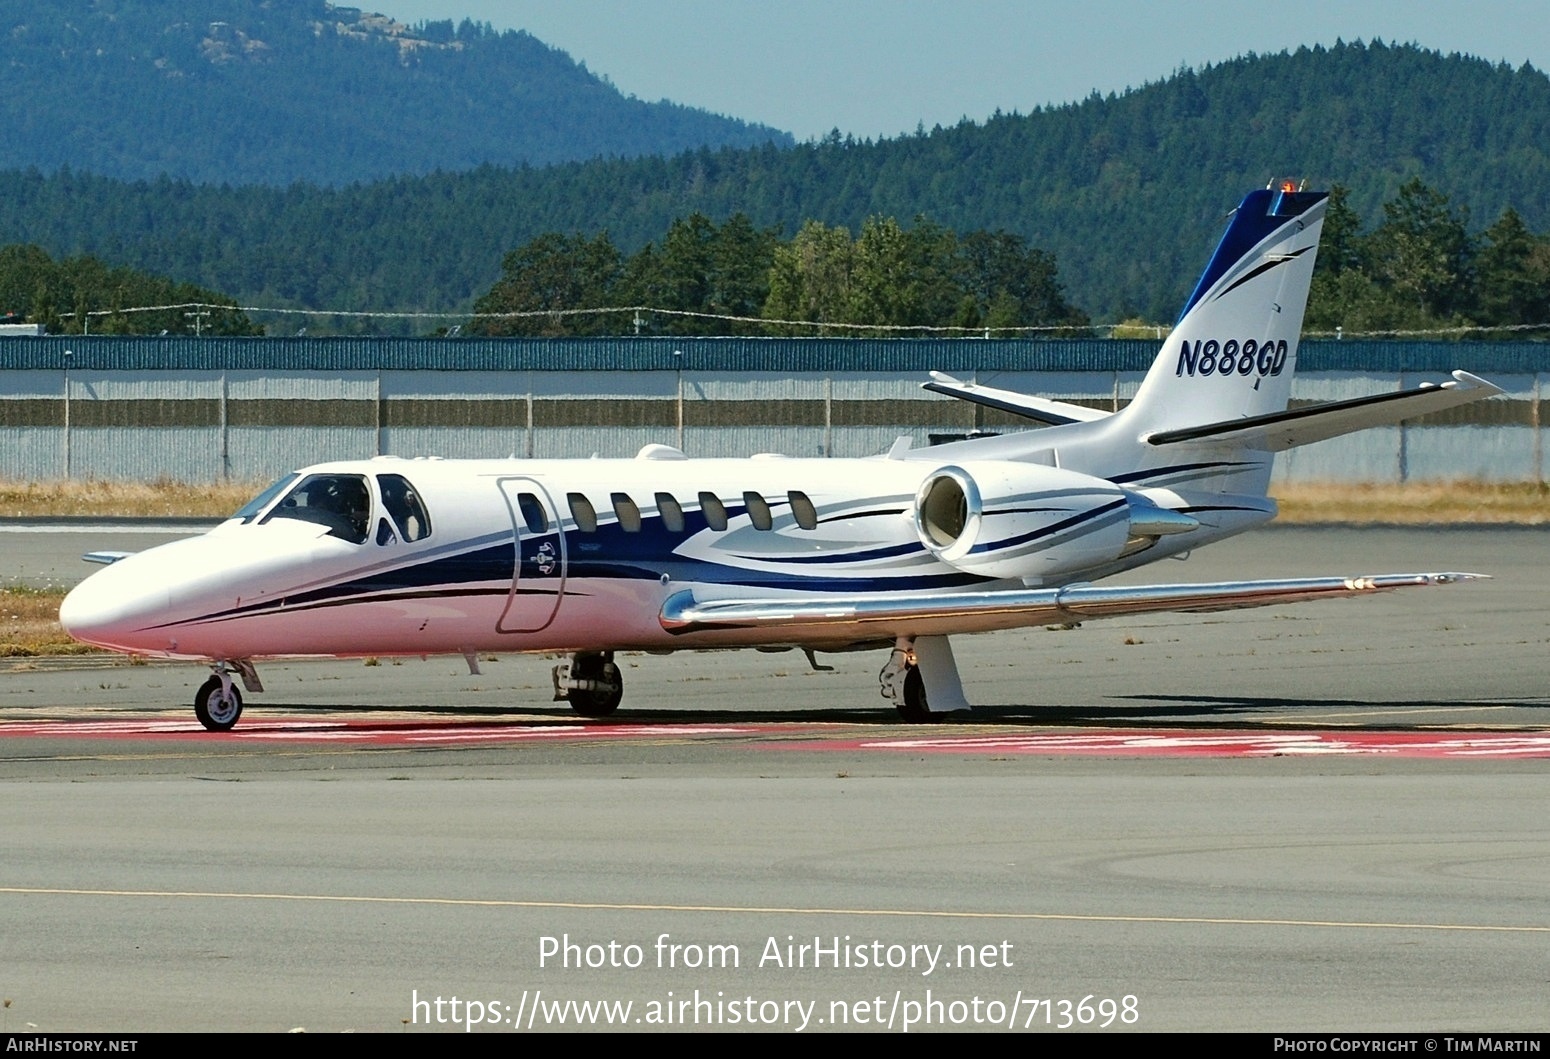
[{"x1": 1122, "y1": 186, "x2": 1327, "y2": 439}]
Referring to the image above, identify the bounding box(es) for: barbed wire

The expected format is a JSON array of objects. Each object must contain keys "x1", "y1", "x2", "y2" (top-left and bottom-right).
[
  {"x1": 58, "y1": 301, "x2": 1550, "y2": 338},
  {"x1": 65, "y1": 302, "x2": 1087, "y2": 335},
  {"x1": 1302, "y1": 322, "x2": 1550, "y2": 338}
]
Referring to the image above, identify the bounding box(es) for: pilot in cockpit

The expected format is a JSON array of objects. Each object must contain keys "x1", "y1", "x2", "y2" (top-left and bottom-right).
[{"x1": 271, "y1": 474, "x2": 371, "y2": 543}]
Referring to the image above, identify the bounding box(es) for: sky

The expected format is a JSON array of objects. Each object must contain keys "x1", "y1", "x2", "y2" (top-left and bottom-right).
[{"x1": 380, "y1": 0, "x2": 1550, "y2": 142}]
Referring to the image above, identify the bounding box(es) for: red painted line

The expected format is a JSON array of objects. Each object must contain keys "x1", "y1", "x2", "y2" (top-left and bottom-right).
[
  {"x1": 3, "y1": 719, "x2": 1547, "y2": 758},
  {"x1": 0, "y1": 718, "x2": 785, "y2": 744},
  {"x1": 787, "y1": 730, "x2": 1550, "y2": 760}
]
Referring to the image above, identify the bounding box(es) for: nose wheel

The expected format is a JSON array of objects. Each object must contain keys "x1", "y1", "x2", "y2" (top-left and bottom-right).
[{"x1": 194, "y1": 673, "x2": 244, "y2": 732}]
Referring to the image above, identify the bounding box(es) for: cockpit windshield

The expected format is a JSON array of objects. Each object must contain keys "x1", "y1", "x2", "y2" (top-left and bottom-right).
[
  {"x1": 261, "y1": 473, "x2": 372, "y2": 544},
  {"x1": 230, "y1": 474, "x2": 300, "y2": 523}
]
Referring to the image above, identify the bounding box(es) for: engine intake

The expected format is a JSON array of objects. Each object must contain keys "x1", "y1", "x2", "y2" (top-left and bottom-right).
[{"x1": 914, "y1": 463, "x2": 1197, "y2": 580}]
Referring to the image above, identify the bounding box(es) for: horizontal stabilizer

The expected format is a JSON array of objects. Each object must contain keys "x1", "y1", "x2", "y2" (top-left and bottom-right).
[
  {"x1": 660, "y1": 573, "x2": 1484, "y2": 638},
  {"x1": 923, "y1": 371, "x2": 1111, "y2": 427},
  {"x1": 1146, "y1": 371, "x2": 1503, "y2": 451},
  {"x1": 82, "y1": 551, "x2": 133, "y2": 566}
]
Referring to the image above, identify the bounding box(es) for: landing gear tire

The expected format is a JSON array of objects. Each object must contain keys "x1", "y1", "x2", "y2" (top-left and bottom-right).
[
  {"x1": 194, "y1": 676, "x2": 243, "y2": 732},
  {"x1": 895, "y1": 665, "x2": 934, "y2": 724},
  {"x1": 567, "y1": 653, "x2": 623, "y2": 717}
]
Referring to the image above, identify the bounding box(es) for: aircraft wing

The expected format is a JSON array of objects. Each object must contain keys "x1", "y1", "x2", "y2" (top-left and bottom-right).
[
  {"x1": 922, "y1": 371, "x2": 1111, "y2": 426},
  {"x1": 660, "y1": 572, "x2": 1483, "y2": 638},
  {"x1": 1146, "y1": 371, "x2": 1503, "y2": 451}
]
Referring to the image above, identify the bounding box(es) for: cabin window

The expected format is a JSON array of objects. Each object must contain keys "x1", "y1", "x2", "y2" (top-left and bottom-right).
[
  {"x1": 516, "y1": 492, "x2": 549, "y2": 534},
  {"x1": 789, "y1": 490, "x2": 818, "y2": 530},
  {"x1": 568, "y1": 493, "x2": 598, "y2": 533},
  {"x1": 656, "y1": 492, "x2": 685, "y2": 533},
  {"x1": 698, "y1": 492, "x2": 728, "y2": 531},
  {"x1": 231, "y1": 473, "x2": 299, "y2": 523},
  {"x1": 377, "y1": 473, "x2": 431, "y2": 542},
  {"x1": 612, "y1": 493, "x2": 642, "y2": 533},
  {"x1": 744, "y1": 491, "x2": 773, "y2": 531},
  {"x1": 263, "y1": 473, "x2": 371, "y2": 544}
]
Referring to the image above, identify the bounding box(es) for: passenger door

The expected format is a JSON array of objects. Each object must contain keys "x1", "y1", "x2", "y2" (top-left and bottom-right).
[{"x1": 496, "y1": 478, "x2": 567, "y2": 634}]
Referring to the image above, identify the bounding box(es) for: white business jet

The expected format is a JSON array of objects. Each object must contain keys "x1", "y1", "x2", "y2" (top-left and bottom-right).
[{"x1": 60, "y1": 183, "x2": 1501, "y2": 730}]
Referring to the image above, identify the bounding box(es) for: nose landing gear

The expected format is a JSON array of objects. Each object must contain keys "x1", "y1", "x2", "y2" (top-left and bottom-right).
[
  {"x1": 194, "y1": 672, "x2": 243, "y2": 731},
  {"x1": 192, "y1": 661, "x2": 263, "y2": 731}
]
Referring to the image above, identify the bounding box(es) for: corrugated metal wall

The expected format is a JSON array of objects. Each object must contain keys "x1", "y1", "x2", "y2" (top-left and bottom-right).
[{"x1": 0, "y1": 337, "x2": 1542, "y2": 482}]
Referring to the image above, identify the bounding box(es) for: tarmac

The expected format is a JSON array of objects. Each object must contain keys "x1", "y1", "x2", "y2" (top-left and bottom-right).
[{"x1": 1, "y1": 524, "x2": 1546, "y2": 1032}]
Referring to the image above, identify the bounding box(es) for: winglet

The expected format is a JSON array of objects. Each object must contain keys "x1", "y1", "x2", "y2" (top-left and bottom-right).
[{"x1": 1452, "y1": 370, "x2": 1505, "y2": 396}]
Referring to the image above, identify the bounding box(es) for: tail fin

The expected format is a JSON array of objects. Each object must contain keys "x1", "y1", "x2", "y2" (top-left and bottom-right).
[{"x1": 1121, "y1": 185, "x2": 1327, "y2": 438}]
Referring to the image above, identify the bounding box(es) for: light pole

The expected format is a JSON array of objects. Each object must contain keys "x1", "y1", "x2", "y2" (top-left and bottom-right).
[
  {"x1": 674, "y1": 349, "x2": 684, "y2": 450},
  {"x1": 62, "y1": 349, "x2": 73, "y2": 479}
]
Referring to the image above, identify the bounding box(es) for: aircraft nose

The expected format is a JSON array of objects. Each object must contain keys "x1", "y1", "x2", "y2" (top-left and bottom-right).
[{"x1": 59, "y1": 563, "x2": 173, "y2": 653}]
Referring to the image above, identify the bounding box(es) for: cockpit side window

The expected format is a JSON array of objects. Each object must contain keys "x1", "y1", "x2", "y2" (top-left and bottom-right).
[
  {"x1": 262, "y1": 473, "x2": 372, "y2": 544},
  {"x1": 231, "y1": 473, "x2": 300, "y2": 523},
  {"x1": 378, "y1": 473, "x2": 432, "y2": 542}
]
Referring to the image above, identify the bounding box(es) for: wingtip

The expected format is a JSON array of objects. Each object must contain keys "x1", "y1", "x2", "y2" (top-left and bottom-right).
[
  {"x1": 1430, "y1": 571, "x2": 1491, "y2": 584},
  {"x1": 1450, "y1": 370, "x2": 1506, "y2": 397}
]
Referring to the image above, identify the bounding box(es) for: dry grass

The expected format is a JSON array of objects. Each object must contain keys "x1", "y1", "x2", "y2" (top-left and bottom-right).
[
  {"x1": 0, "y1": 586, "x2": 94, "y2": 656},
  {"x1": 0, "y1": 478, "x2": 262, "y2": 518},
  {"x1": 1273, "y1": 481, "x2": 1550, "y2": 524}
]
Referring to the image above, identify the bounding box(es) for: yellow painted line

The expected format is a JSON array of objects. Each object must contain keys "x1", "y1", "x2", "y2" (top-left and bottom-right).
[
  {"x1": 2, "y1": 886, "x2": 1545, "y2": 934},
  {"x1": 0, "y1": 746, "x2": 423, "y2": 763},
  {"x1": 1286, "y1": 706, "x2": 1515, "y2": 722}
]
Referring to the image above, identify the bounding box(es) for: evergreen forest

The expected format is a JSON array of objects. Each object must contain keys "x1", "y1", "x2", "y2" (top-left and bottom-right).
[
  {"x1": 4, "y1": 40, "x2": 1550, "y2": 334},
  {"x1": 0, "y1": 244, "x2": 257, "y2": 335},
  {"x1": 0, "y1": 0, "x2": 789, "y2": 185}
]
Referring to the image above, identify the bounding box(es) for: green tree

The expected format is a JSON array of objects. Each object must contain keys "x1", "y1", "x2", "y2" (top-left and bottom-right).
[
  {"x1": 1475, "y1": 207, "x2": 1550, "y2": 329},
  {"x1": 763, "y1": 221, "x2": 857, "y2": 334},
  {"x1": 471, "y1": 231, "x2": 624, "y2": 336},
  {"x1": 848, "y1": 216, "x2": 966, "y2": 333},
  {"x1": 957, "y1": 230, "x2": 1088, "y2": 332},
  {"x1": 623, "y1": 214, "x2": 718, "y2": 335},
  {"x1": 1363, "y1": 178, "x2": 1474, "y2": 319},
  {"x1": 0, "y1": 243, "x2": 258, "y2": 335},
  {"x1": 616, "y1": 213, "x2": 779, "y2": 335},
  {"x1": 707, "y1": 213, "x2": 778, "y2": 332},
  {"x1": 1314, "y1": 185, "x2": 1363, "y2": 277}
]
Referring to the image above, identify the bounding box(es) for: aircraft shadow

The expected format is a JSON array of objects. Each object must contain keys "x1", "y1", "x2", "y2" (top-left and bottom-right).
[{"x1": 240, "y1": 693, "x2": 1534, "y2": 731}]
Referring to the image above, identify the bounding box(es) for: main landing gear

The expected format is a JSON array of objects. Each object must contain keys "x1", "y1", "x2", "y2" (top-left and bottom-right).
[
  {"x1": 552, "y1": 650, "x2": 623, "y2": 717},
  {"x1": 879, "y1": 635, "x2": 970, "y2": 723},
  {"x1": 193, "y1": 661, "x2": 264, "y2": 732}
]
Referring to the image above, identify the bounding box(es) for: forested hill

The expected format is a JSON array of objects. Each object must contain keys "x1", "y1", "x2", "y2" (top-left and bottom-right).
[
  {"x1": 0, "y1": 1, "x2": 790, "y2": 185},
  {"x1": 3, "y1": 41, "x2": 1550, "y2": 322}
]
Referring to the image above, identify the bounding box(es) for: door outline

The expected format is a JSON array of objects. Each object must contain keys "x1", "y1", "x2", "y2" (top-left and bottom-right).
[{"x1": 496, "y1": 477, "x2": 567, "y2": 634}]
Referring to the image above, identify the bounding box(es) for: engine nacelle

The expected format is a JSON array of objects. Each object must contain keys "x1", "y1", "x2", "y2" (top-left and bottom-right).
[{"x1": 914, "y1": 462, "x2": 1193, "y2": 581}]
